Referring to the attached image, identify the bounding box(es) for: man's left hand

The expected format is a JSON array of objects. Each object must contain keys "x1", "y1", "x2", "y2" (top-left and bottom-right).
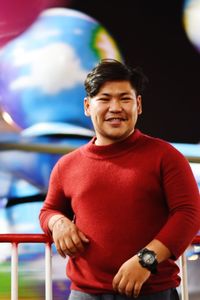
[{"x1": 112, "y1": 255, "x2": 151, "y2": 298}]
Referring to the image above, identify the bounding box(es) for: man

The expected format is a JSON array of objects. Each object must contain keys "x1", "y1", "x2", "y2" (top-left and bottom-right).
[{"x1": 39, "y1": 59, "x2": 200, "y2": 300}]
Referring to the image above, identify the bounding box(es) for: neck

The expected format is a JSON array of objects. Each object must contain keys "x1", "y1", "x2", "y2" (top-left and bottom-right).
[{"x1": 94, "y1": 129, "x2": 135, "y2": 146}]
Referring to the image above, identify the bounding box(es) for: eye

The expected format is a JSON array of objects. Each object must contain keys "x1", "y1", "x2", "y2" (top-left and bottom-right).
[
  {"x1": 121, "y1": 97, "x2": 132, "y2": 102},
  {"x1": 96, "y1": 98, "x2": 110, "y2": 102}
]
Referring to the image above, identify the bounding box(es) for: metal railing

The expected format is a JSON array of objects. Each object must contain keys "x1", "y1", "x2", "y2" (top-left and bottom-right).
[
  {"x1": 0, "y1": 234, "x2": 52, "y2": 300},
  {"x1": 0, "y1": 233, "x2": 200, "y2": 300},
  {"x1": 179, "y1": 235, "x2": 200, "y2": 300}
]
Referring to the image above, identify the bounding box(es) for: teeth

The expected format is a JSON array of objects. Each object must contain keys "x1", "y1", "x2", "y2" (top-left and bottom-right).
[{"x1": 108, "y1": 118, "x2": 124, "y2": 121}]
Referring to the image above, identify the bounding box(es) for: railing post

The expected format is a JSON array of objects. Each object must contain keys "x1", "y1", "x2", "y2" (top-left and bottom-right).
[
  {"x1": 11, "y1": 242, "x2": 18, "y2": 300},
  {"x1": 180, "y1": 253, "x2": 189, "y2": 300},
  {"x1": 45, "y1": 242, "x2": 52, "y2": 300},
  {"x1": 2, "y1": 233, "x2": 200, "y2": 300},
  {"x1": 0, "y1": 234, "x2": 53, "y2": 300}
]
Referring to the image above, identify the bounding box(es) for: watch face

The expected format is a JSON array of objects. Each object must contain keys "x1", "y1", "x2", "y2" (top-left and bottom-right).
[{"x1": 143, "y1": 253, "x2": 155, "y2": 265}]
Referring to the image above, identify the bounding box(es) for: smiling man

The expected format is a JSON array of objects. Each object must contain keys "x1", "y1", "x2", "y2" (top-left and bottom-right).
[{"x1": 39, "y1": 59, "x2": 200, "y2": 300}]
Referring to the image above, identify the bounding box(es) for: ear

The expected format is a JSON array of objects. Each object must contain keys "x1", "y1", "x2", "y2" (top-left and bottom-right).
[
  {"x1": 137, "y1": 95, "x2": 142, "y2": 115},
  {"x1": 84, "y1": 97, "x2": 91, "y2": 117}
]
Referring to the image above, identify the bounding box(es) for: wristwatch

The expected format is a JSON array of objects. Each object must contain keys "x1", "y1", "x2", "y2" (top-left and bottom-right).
[{"x1": 137, "y1": 248, "x2": 158, "y2": 274}]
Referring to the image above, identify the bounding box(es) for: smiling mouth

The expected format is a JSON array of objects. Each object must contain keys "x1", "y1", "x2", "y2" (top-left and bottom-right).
[
  {"x1": 105, "y1": 117, "x2": 127, "y2": 126},
  {"x1": 105, "y1": 117, "x2": 127, "y2": 122}
]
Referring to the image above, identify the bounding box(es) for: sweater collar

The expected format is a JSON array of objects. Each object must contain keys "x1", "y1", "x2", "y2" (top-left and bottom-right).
[{"x1": 81, "y1": 129, "x2": 142, "y2": 159}]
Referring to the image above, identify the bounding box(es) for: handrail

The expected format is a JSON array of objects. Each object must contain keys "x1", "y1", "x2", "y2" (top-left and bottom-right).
[
  {"x1": 0, "y1": 233, "x2": 200, "y2": 300},
  {"x1": 0, "y1": 233, "x2": 52, "y2": 243},
  {"x1": 0, "y1": 234, "x2": 53, "y2": 300},
  {"x1": 178, "y1": 235, "x2": 200, "y2": 300}
]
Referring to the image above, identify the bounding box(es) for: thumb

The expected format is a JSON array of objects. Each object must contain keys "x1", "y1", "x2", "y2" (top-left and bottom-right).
[{"x1": 78, "y1": 230, "x2": 90, "y2": 243}]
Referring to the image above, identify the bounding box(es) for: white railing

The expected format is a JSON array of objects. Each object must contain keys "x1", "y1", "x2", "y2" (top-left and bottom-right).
[
  {"x1": 0, "y1": 234, "x2": 53, "y2": 300},
  {"x1": 0, "y1": 234, "x2": 200, "y2": 300},
  {"x1": 180, "y1": 252, "x2": 189, "y2": 300},
  {"x1": 179, "y1": 235, "x2": 200, "y2": 300}
]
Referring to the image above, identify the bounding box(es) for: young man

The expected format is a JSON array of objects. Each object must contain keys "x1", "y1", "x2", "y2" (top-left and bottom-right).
[{"x1": 39, "y1": 59, "x2": 200, "y2": 300}]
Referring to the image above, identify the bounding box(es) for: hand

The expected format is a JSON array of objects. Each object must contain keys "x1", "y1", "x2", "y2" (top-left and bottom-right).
[
  {"x1": 112, "y1": 255, "x2": 151, "y2": 298},
  {"x1": 52, "y1": 217, "x2": 89, "y2": 258}
]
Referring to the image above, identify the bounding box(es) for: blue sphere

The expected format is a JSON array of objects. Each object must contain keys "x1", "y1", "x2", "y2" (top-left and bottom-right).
[{"x1": 0, "y1": 8, "x2": 122, "y2": 129}]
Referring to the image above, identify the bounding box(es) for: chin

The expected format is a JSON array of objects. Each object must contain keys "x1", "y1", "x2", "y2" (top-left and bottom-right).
[{"x1": 107, "y1": 133, "x2": 129, "y2": 141}]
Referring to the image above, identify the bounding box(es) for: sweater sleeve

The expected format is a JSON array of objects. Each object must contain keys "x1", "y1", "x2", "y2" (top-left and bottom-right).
[
  {"x1": 39, "y1": 161, "x2": 74, "y2": 236},
  {"x1": 155, "y1": 144, "x2": 200, "y2": 259}
]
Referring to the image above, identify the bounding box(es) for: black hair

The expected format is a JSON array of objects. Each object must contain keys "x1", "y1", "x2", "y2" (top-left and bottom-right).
[{"x1": 84, "y1": 59, "x2": 149, "y2": 97}]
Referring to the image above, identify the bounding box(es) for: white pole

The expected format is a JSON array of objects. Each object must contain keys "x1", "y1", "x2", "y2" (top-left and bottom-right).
[
  {"x1": 45, "y1": 243, "x2": 52, "y2": 300},
  {"x1": 11, "y1": 242, "x2": 18, "y2": 300},
  {"x1": 179, "y1": 253, "x2": 189, "y2": 300}
]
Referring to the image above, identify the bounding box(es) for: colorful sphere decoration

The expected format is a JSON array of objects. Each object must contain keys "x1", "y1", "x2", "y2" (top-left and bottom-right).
[
  {"x1": 0, "y1": 8, "x2": 122, "y2": 130},
  {"x1": 0, "y1": 0, "x2": 71, "y2": 48}
]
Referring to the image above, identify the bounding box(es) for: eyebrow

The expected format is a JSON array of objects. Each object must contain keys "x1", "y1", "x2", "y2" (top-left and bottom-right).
[{"x1": 99, "y1": 92, "x2": 133, "y2": 97}]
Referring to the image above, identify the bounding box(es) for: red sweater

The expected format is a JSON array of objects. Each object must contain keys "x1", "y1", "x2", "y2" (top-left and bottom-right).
[{"x1": 39, "y1": 129, "x2": 200, "y2": 295}]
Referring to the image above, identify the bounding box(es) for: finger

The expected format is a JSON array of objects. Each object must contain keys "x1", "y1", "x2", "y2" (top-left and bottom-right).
[
  {"x1": 117, "y1": 278, "x2": 127, "y2": 294},
  {"x1": 64, "y1": 238, "x2": 79, "y2": 255},
  {"x1": 125, "y1": 282, "x2": 134, "y2": 297},
  {"x1": 133, "y1": 282, "x2": 142, "y2": 298},
  {"x1": 78, "y1": 230, "x2": 90, "y2": 243},
  {"x1": 54, "y1": 240, "x2": 67, "y2": 258},
  {"x1": 71, "y1": 233, "x2": 86, "y2": 252},
  {"x1": 112, "y1": 272, "x2": 122, "y2": 291}
]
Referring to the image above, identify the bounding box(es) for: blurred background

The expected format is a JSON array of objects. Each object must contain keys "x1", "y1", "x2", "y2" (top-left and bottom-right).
[
  {"x1": 0, "y1": 0, "x2": 200, "y2": 299},
  {"x1": 73, "y1": 0, "x2": 200, "y2": 144}
]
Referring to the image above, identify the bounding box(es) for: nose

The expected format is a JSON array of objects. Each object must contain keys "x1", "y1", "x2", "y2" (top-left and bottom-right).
[{"x1": 109, "y1": 99, "x2": 122, "y2": 112}]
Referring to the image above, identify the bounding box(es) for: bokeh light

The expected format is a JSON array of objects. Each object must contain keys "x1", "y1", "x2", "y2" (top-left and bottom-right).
[{"x1": 183, "y1": 0, "x2": 200, "y2": 53}]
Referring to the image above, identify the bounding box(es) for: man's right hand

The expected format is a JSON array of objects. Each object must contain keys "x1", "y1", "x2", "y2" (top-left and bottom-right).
[{"x1": 49, "y1": 215, "x2": 90, "y2": 258}]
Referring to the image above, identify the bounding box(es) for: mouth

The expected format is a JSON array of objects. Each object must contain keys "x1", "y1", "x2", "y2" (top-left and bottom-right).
[
  {"x1": 105, "y1": 117, "x2": 127, "y2": 122},
  {"x1": 105, "y1": 117, "x2": 127, "y2": 126}
]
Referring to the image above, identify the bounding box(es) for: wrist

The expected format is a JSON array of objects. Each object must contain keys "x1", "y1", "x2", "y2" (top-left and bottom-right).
[
  {"x1": 137, "y1": 248, "x2": 158, "y2": 274},
  {"x1": 48, "y1": 215, "x2": 66, "y2": 231},
  {"x1": 51, "y1": 216, "x2": 66, "y2": 230}
]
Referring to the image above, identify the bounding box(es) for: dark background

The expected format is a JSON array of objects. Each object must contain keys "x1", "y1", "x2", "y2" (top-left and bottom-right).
[{"x1": 71, "y1": 0, "x2": 200, "y2": 143}]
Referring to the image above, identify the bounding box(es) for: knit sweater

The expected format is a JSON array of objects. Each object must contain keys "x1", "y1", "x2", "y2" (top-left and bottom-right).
[{"x1": 39, "y1": 129, "x2": 200, "y2": 295}]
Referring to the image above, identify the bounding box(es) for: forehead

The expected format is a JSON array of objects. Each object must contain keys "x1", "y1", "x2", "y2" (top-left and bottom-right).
[{"x1": 97, "y1": 80, "x2": 136, "y2": 96}]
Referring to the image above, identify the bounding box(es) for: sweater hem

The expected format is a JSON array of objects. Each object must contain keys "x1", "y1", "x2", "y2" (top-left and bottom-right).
[{"x1": 70, "y1": 281, "x2": 180, "y2": 296}]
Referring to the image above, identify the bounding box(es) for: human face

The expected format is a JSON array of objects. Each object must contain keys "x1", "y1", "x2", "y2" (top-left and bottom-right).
[{"x1": 84, "y1": 80, "x2": 142, "y2": 145}]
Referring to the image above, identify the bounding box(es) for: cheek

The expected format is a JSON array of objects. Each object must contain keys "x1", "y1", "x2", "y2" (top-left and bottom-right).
[
  {"x1": 128, "y1": 111, "x2": 139, "y2": 124},
  {"x1": 90, "y1": 109, "x2": 102, "y2": 123},
  {"x1": 126, "y1": 107, "x2": 137, "y2": 117},
  {"x1": 93, "y1": 107, "x2": 105, "y2": 118}
]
